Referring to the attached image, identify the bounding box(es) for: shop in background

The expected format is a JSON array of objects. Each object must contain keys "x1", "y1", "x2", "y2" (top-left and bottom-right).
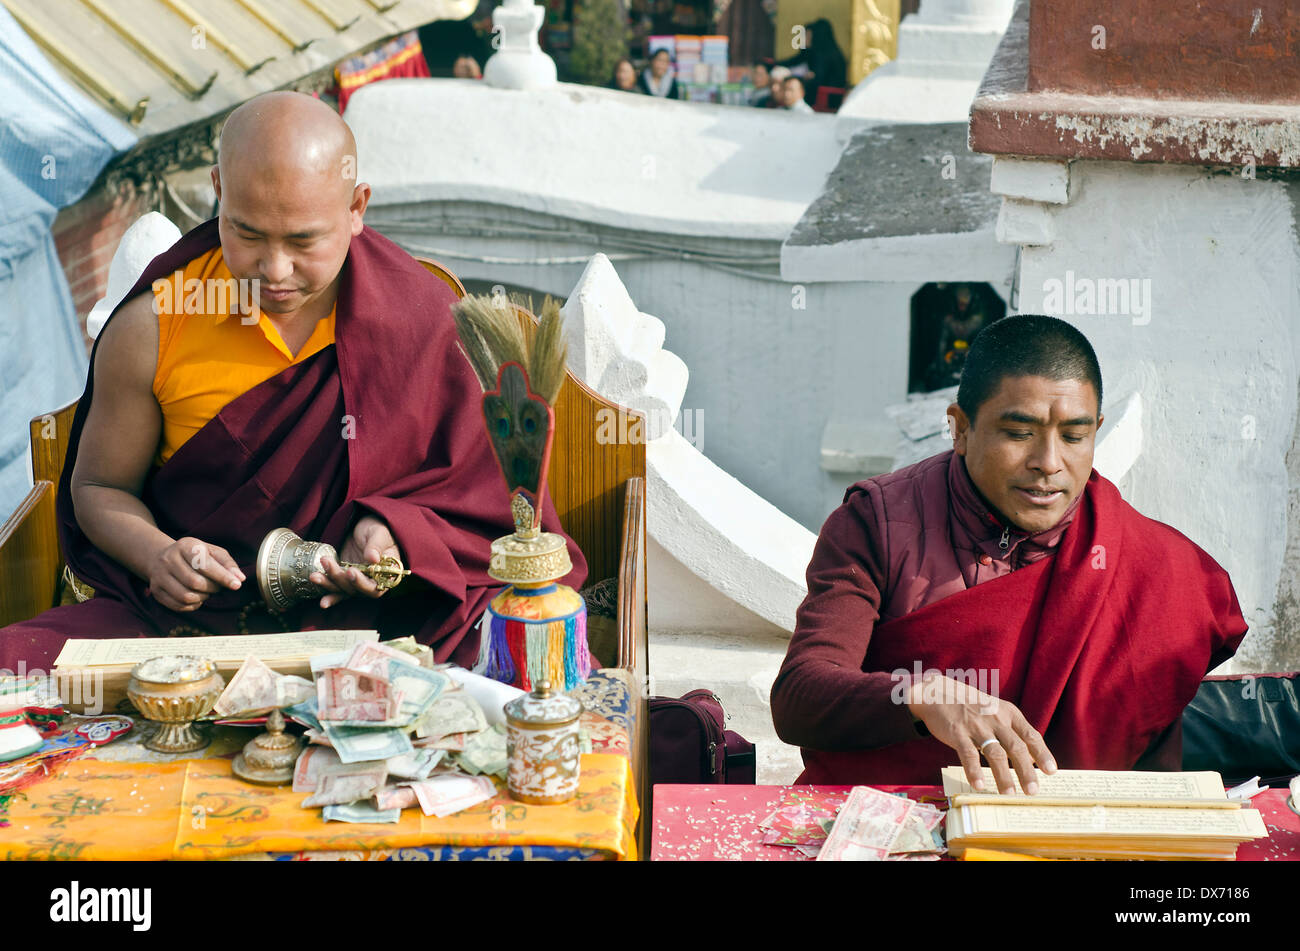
[{"x1": 648, "y1": 34, "x2": 755, "y2": 104}]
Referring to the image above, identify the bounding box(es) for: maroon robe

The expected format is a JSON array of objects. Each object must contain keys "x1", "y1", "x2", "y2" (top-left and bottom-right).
[
  {"x1": 0, "y1": 219, "x2": 585, "y2": 672},
  {"x1": 775, "y1": 463, "x2": 1247, "y2": 785}
]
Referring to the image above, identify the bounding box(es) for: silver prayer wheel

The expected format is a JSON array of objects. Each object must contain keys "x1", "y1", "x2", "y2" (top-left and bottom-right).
[
  {"x1": 256, "y1": 527, "x2": 338, "y2": 614},
  {"x1": 256, "y1": 526, "x2": 412, "y2": 614},
  {"x1": 504, "y1": 680, "x2": 583, "y2": 805}
]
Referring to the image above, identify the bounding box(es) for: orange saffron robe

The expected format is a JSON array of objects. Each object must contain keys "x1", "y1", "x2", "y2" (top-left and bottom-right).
[{"x1": 151, "y1": 246, "x2": 336, "y2": 466}]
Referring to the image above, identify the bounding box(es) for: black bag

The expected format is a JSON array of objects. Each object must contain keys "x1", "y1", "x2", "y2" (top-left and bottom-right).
[
  {"x1": 1182, "y1": 672, "x2": 1300, "y2": 786},
  {"x1": 649, "y1": 689, "x2": 757, "y2": 785}
]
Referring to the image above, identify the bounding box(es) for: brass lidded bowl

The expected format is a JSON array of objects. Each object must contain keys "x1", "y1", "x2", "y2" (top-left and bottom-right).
[{"x1": 126, "y1": 655, "x2": 225, "y2": 754}]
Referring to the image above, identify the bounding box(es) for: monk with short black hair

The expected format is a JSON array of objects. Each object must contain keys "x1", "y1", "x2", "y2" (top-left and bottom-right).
[
  {"x1": 0, "y1": 91, "x2": 585, "y2": 671},
  {"x1": 771, "y1": 314, "x2": 1246, "y2": 792}
]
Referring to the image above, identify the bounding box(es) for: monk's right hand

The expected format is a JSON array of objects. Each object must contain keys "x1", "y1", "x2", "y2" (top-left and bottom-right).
[
  {"x1": 147, "y1": 536, "x2": 245, "y2": 612},
  {"x1": 905, "y1": 672, "x2": 1058, "y2": 796}
]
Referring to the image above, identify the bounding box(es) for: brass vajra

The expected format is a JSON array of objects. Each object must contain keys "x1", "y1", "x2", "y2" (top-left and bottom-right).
[{"x1": 337, "y1": 556, "x2": 411, "y2": 591}]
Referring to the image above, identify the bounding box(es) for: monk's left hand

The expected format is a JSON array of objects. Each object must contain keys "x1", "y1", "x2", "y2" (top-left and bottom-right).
[{"x1": 310, "y1": 515, "x2": 402, "y2": 609}]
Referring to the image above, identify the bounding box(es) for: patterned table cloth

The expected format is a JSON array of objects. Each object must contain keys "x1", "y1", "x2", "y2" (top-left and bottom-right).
[{"x1": 0, "y1": 669, "x2": 638, "y2": 862}]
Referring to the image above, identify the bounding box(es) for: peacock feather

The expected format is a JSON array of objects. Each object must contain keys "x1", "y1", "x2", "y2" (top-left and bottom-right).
[{"x1": 452, "y1": 293, "x2": 568, "y2": 536}]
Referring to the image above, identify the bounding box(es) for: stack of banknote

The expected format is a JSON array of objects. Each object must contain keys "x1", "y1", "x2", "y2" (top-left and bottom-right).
[
  {"x1": 217, "y1": 639, "x2": 511, "y2": 823},
  {"x1": 814, "y1": 786, "x2": 946, "y2": 861}
]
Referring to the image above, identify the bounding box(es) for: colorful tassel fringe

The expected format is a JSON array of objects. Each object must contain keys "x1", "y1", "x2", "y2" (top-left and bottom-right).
[{"x1": 473, "y1": 598, "x2": 591, "y2": 691}]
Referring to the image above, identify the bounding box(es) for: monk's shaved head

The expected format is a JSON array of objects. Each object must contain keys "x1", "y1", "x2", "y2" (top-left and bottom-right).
[
  {"x1": 211, "y1": 91, "x2": 369, "y2": 321},
  {"x1": 218, "y1": 91, "x2": 357, "y2": 203}
]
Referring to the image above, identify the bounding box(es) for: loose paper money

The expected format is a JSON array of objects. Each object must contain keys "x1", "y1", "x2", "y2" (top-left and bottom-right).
[
  {"x1": 816, "y1": 786, "x2": 916, "y2": 861},
  {"x1": 323, "y1": 802, "x2": 402, "y2": 823},
  {"x1": 321, "y1": 720, "x2": 413, "y2": 764},
  {"x1": 374, "y1": 784, "x2": 420, "y2": 811},
  {"x1": 453, "y1": 723, "x2": 508, "y2": 779},
  {"x1": 888, "y1": 804, "x2": 946, "y2": 854},
  {"x1": 413, "y1": 732, "x2": 468, "y2": 752},
  {"x1": 758, "y1": 789, "x2": 842, "y2": 847},
  {"x1": 293, "y1": 746, "x2": 344, "y2": 793},
  {"x1": 292, "y1": 747, "x2": 391, "y2": 797},
  {"x1": 315, "y1": 653, "x2": 448, "y2": 728},
  {"x1": 386, "y1": 748, "x2": 446, "y2": 781},
  {"x1": 345, "y1": 641, "x2": 420, "y2": 678},
  {"x1": 414, "y1": 692, "x2": 487, "y2": 739},
  {"x1": 213, "y1": 656, "x2": 280, "y2": 717},
  {"x1": 300, "y1": 765, "x2": 387, "y2": 807},
  {"x1": 317, "y1": 667, "x2": 401, "y2": 723},
  {"x1": 285, "y1": 696, "x2": 322, "y2": 732},
  {"x1": 383, "y1": 636, "x2": 435, "y2": 668},
  {"x1": 407, "y1": 773, "x2": 497, "y2": 818}
]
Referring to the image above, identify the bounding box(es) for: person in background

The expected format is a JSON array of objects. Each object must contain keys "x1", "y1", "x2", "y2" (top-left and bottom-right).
[
  {"x1": 750, "y1": 59, "x2": 774, "y2": 107},
  {"x1": 638, "y1": 48, "x2": 680, "y2": 99},
  {"x1": 776, "y1": 18, "x2": 848, "y2": 106},
  {"x1": 781, "y1": 75, "x2": 813, "y2": 113},
  {"x1": 766, "y1": 65, "x2": 791, "y2": 109},
  {"x1": 453, "y1": 55, "x2": 482, "y2": 79},
  {"x1": 610, "y1": 57, "x2": 640, "y2": 93}
]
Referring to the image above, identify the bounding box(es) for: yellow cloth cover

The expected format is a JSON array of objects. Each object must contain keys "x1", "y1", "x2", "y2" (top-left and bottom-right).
[
  {"x1": 151, "y1": 246, "x2": 336, "y2": 466},
  {"x1": 0, "y1": 754, "x2": 637, "y2": 861}
]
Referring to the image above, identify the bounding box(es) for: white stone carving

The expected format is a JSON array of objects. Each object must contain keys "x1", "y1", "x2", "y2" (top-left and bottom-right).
[
  {"x1": 483, "y1": 0, "x2": 557, "y2": 91},
  {"x1": 87, "y1": 212, "x2": 181, "y2": 338},
  {"x1": 561, "y1": 253, "x2": 816, "y2": 635}
]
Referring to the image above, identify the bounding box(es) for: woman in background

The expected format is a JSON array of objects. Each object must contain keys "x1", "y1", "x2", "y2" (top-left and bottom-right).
[
  {"x1": 776, "y1": 18, "x2": 847, "y2": 106},
  {"x1": 638, "y1": 48, "x2": 680, "y2": 99},
  {"x1": 610, "y1": 57, "x2": 640, "y2": 92}
]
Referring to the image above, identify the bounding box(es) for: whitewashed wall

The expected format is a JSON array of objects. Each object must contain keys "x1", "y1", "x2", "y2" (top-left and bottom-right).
[{"x1": 1010, "y1": 161, "x2": 1300, "y2": 671}]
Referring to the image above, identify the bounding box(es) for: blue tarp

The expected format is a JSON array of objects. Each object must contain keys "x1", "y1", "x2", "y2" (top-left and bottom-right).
[{"x1": 0, "y1": 7, "x2": 136, "y2": 517}]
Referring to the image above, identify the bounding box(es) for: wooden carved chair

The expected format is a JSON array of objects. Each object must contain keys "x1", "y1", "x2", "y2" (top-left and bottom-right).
[{"x1": 0, "y1": 256, "x2": 650, "y2": 855}]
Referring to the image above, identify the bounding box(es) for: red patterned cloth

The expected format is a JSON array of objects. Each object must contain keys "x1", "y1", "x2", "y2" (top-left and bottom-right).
[{"x1": 336, "y1": 31, "x2": 431, "y2": 112}]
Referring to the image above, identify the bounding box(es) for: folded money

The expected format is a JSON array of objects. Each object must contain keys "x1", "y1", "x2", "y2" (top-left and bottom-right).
[
  {"x1": 414, "y1": 692, "x2": 487, "y2": 740},
  {"x1": 292, "y1": 746, "x2": 392, "y2": 796},
  {"x1": 407, "y1": 773, "x2": 497, "y2": 818},
  {"x1": 293, "y1": 746, "x2": 344, "y2": 793},
  {"x1": 214, "y1": 656, "x2": 285, "y2": 717},
  {"x1": 317, "y1": 667, "x2": 402, "y2": 723},
  {"x1": 412, "y1": 732, "x2": 468, "y2": 752},
  {"x1": 322, "y1": 720, "x2": 414, "y2": 764},
  {"x1": 301, "y1": 765, "x2": 387, "y2": 808},
  {"x1": 323, "y1": 802, "x2": 402, "y2": 823},
  {"x1": 374, "y1": 784, "x2": 420, "y2": 811},
  {"x1": 387, "y1": 748, "x2": 446, "y2": 781},
  {"x1": 817, "y1": 786, "x2": 917, "y2": 862},
  {"x1": 453, "y1": 723, "x2": 508, "y2": 779},
  {"x1": 381, "y1": 636, "x2": 435, "y2": 669},
  {"x1": 285, "y1": 695, "x2": 322, "y2": 732},
  {"x1": 313, "y1": 651, "x2": 449, "y2": 729}
]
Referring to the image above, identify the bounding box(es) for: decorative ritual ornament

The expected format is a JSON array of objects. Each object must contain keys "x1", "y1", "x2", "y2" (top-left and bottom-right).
[
  {"x1": 256, "y1": 526, "x2": 411, "y2": 614},
  {"x1": 126, "y1": 655, "x2": 225, "y2": 753},
  {"x1": 232, "y1": 708, "x2": 302, "y2": 785},
  {"x1": 0, "y1": 679, "x2": 48, "y2": 762},
  {"x1": 504, "y1": 679, "x2": 583, "y2": 804},
  {"x1": 451, "y1": 293, "x2": 592, "y2": 692}
]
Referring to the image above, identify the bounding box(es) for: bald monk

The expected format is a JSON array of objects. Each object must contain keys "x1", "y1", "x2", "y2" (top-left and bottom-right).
[
  {"x1": 771, "y1": 315, "x2": 1246, "y2": 793},
  {"x1": 0, "y1": 92, "x2": 585, "y2": 672}
]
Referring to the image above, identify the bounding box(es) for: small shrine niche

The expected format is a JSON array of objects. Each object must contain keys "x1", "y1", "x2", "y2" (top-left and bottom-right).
[{"x1": 907, "y1": 281, "x2": 1006, "y2": 394}]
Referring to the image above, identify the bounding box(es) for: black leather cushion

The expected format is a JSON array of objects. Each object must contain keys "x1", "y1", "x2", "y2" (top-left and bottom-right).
[{"x1": 1182, "y1": 673, "x2": 1300, "y2": 785}]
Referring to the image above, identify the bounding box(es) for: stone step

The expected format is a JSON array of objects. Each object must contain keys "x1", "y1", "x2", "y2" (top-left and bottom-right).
[{"x1": 649, "y1": 630, "x2": 803, "y2": 785}]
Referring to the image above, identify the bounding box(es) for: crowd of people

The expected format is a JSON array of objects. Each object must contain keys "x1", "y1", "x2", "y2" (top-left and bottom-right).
[{"x1": 440, "y1": 16, "x2": 848, "y2": 112}]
